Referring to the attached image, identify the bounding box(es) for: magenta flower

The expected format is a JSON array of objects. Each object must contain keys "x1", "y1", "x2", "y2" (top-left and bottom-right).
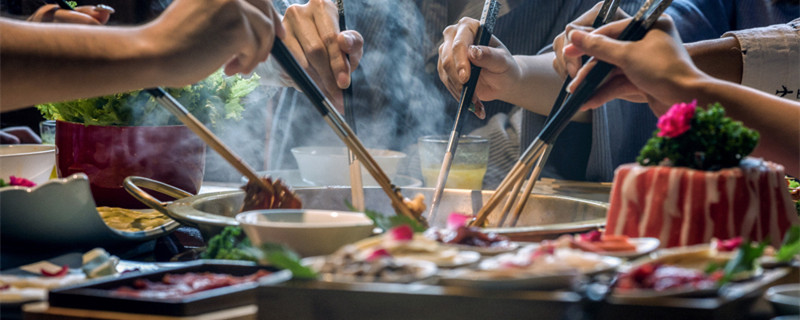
[
  {"x1": 388, "y1": 224, "x2": 413, "y2": 242},
  {"x1": 366, "y1": 248, "x2": 392, "y2": 261},
  {"x1": 446, "y1": 212, "x2": 471, "y2": 230},
  {"x1": 657, "y1": 100, "x2": 697, "y2": 138},
  {"x1": 9, "y1": 176, "x2": 36, "y2": 187}
]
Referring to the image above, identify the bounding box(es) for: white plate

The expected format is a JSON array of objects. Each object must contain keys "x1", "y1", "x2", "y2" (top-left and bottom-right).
[
  {"x1": 435, "y1": 250, "x2": 482, "y2": 268},
  {"x1": 302, "y1": 256, "x2": 438, "y2": 284},
  {"x1": 444, "y1": 242, "x2": 520, "y2": 256},
  {"x1": 244, "y1": 170, "x2": 422, "y2": 188},
  {"x1": 438, "y1": 268, "x2": 579, "y2": 290},
  {"x1": 596, "y1": 237, "x2": 661, "y2": 259}
]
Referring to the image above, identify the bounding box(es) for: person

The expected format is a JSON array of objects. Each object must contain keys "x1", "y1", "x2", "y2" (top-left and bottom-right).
[
  {"x1": 1, "y1": 0, "x2": 284, "y2": 111},
  {"x1": 564, "y1": 16, "x2": 799, "y2": 176},
  {"x1": 26, "y1": 3, "x2": 115, "y2": 24},
  {"x1": 437, "y1": 0, "x2": 799, "y2": 183}
]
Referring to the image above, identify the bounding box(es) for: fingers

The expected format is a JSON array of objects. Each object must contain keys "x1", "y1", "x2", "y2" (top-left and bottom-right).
[
  {"x1": 466, "y1": 44, "x2": 512, "y2": 74},
  {"x1": 451, "y1": 18, "x2": 480, "y2": 84},
  {"x1": 338, "y1": 31, "x2": 363, "y2": 71},
  {"x1": 578, "y1": 74, "x2": 644, "y2": 111},
  {"x1": 75, "y1": 5, "x2": 115, "y2": 24},
  {"x1": 310, "y1": 0, "x2": 350, "y2": 89},
  {"x1": 226, "y1": 0, "x2": 280, "y2": 75}
]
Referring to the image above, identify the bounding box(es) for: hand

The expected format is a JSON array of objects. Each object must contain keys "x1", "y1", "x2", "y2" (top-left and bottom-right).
[
  {"x1": 27, "y1": 4, "x2": 115, "y2": 25},
  {"x1": 145, "y1": 0, "x2": 285, "y2": 86},
  {"x1": 0, "y1": 127, "x2": 41, "y2": 144},
  {"x1": 565, "y1": 16, "x2": 707, "y2": 114},
  {"x1": 282, "y1": 0, "x2": 364, "y2": 111},
  {"x1": 437, "y1": 17, "x2": 522, "y2": 119},
  {"x1": 552, "y1": 2, "x2": 628, "y2": 79}
]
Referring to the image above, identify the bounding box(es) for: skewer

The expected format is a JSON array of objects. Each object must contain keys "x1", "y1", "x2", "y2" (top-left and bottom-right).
[
  {"x1": 269, "y1": 39, "x2": 418, "y2": 222},
  {"x1": 497, "y1": 0, "x2": 621, "y2": 227},
  {"x1": 470, "y1": 0, "x2": 672, "y2": 227},
  {"x1": 336, "y1": 0, "x2": 365, "y2": 212},
  {"x1": 147, "y1": 88, "x2": 273, "y2": 193},
  {"x1": 427, "y1": 0, "x2": 501, "y2": 223}
]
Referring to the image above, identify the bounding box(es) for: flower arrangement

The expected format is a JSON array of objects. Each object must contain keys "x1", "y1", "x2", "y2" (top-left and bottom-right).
[
  {"x1": 36, "y1": 69, "x2": 260, "y2": 129},
  {"x1": 0, "y1": 176, "x2": 36, "y2": 187},
  {"x1": 637, "y1": 101, "x2": 760, "y2": 170}
]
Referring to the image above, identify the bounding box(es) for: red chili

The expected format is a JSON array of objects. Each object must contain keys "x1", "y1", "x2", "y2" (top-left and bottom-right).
[{"x1": 41, "y1": 265, "x2": 69, "y2": 277}]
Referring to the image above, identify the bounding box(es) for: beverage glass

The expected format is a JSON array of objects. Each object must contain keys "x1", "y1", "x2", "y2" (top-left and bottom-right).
[
  {"x1": 418, "y1": 135, "x2": 489, "y2": 190},
  {"x1": 39, "y1": 120, "x2": 56, "y2": 144}
]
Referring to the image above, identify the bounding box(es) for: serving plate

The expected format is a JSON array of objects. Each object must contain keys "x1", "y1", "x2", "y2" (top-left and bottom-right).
[
  {"x1": 438, "y1": 268, "x2": 579, "y2": 290},
  {"x1": 594, "y1": 237, "x2": 661, "y2": 259},
  {"x1": 48, "y1": 260, "x2": 291, "y2": 316},
  {"x1": 303, "y1": 256, "x2": 438, "y2": 284}
]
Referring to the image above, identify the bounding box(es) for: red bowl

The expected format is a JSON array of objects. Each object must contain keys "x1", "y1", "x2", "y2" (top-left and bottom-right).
[{"x1": 56, "y1": 120, "x2": 206, "y2": 208}]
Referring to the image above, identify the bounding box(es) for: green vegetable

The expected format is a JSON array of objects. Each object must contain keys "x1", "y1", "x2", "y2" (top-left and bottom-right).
[
  {"x1": 0, "y1": 179, "x2": 6, "y2": 187},
  {"x1": 638, "y1": 103, "x2": 759, "y2": 170},
  {"x1": 65, "y1": 1, "x2": 77, "y2": 9},
  {"x1": 36, "y1": 69, "x2": 259, "y2": 128},
  {"x1": 346, "y1": 201, "x2": 426, "y2": 233},
  {"x1": 202, "y1": 226, "x2": 316, "y2": 279},
  {"x1": 719, "y1": 240, "x2": 766, "y2": 284},
  {"x1": 789, "y1": 179, "x2": 800, "y2": 189},
  {"x1": 777, "y1": 225, "x2": 800, "y2": 262}
]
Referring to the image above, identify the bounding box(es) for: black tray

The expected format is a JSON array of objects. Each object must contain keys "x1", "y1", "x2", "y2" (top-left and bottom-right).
[{"x1": 48, "y1": 260, "x2": 291, "y2": 316}]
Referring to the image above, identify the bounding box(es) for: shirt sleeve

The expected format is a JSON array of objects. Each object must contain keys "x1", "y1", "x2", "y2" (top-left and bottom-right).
[{"x1": 722, "y1": 18, "x2": 800, "y2": 101}]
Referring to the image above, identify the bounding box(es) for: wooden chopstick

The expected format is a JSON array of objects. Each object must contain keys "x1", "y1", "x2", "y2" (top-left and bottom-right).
[
  {"x1": 428, "y1": 0, "x2": 501, "y2": 223},
  {"x1": 470, "y1": 0, "x2": 672, "y2": 227},
  {"x1": 269, "y1": 39, "x2": 417, "y2": 221},
  {"x1": 147, "y1": 88, "x2": 273, "y2": 193},
  {"x1": 496, "y1": 0, "x2": 621, "y2": 227}
]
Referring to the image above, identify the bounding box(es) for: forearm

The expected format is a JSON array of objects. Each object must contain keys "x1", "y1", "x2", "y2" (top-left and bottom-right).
[
  {"x1": 0, "y1": 19, "x2": 163, "y2": 110},
  {"x1": 687, "y1": 76, "x2": 799, "y2": 175},
  {"x1": 501, "y1": 52, "x2": 591, "y2": 122},
  {"x1": 685, "y1": 37, "x2": 743, "y2": 84}
]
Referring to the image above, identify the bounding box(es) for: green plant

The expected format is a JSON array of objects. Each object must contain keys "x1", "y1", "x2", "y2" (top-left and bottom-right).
[
  {"x1": 637, "y1": 102, "x2": 759, "y2": 170},
  {"x1": 36, "y1": 70, "x2": 259, "y2": 128}
]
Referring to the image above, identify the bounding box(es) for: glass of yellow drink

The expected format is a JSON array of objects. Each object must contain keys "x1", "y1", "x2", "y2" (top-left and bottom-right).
[{"x1": 418, "y1": 135, "x2": 489, "y2": 190}]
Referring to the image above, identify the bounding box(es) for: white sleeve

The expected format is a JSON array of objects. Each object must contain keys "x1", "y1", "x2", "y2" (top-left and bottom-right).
[{"x1": 722, "y1": 18, "x2": 800, "y2": 101}]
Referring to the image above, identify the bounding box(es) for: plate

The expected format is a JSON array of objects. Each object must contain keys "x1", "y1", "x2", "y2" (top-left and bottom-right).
[
  {"x1": 438, "y1": 268, "x2": 579, "y2": 290},
  {"x1": 436, "y1": 251, "x2": 482, "y2": 268},
  {"x1": 303, "y1": 256, "x2": 438, "y2": 284},
  {"x1": 596, "y1": 237, "x2": 661, "y2": 259},
  {"x1": 444, "y1": 242, "x2": 520, "y2": 256},
  {"x1": 244, "y1": 170, "x2": 422, "y2": 188}
]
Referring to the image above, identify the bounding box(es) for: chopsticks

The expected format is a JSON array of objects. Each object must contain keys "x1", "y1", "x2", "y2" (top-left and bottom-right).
[
  {"x1": 427, "y1": 0, "x2": 501, "y2": 223},
  {"x1": 496, "y1": 0, "x2": 620, "y2": 227},
  {"x1": 470, "y1": 0, "x2": 672, "y2": 227},
  {"x1": 269, "y1": 38, "x2": 419, "y2": 222},
  {"x1": 146, "y1": 88, "x2": 274, "y2": 193},
  {"x1": 336, "y1": 0, "x2": 365, "y2": 212}
]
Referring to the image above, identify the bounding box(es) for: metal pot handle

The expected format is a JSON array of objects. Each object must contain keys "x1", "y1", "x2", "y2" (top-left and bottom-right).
[{"x1": 123, "y1": 176, "x2": 194, "y2": 218}]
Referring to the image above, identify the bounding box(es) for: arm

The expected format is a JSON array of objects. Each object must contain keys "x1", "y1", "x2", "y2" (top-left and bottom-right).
[
  {"x1": 565, "y1": 17, "x2": 799, "y2": 175},
  {"x1": 1, "y1": 0, "x2": 283, "y2": 111}
]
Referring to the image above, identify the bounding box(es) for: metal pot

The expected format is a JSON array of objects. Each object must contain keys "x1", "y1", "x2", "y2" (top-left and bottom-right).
[{"x1": 124, "y1": 176, "x2": 607, "y2": 241}]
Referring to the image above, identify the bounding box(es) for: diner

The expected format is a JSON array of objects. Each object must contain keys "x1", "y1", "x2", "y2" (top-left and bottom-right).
[{"x1": 1, "y1": 0, "x2": 798, "y2": 319}]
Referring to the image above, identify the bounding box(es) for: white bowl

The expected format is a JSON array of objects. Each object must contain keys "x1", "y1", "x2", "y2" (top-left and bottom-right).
[
  {"x1": 236, "y1": 209, "x2": 375, "y2": 257},
  {"x1": 0, "y1": 144, "x2": 55, "y2": 185},
  {"x1": 291, "y1": 146, "x2": 406, "y2": 186},
  {"x1": 766, "y1": 283, "x2": 800, "y2": 315}
]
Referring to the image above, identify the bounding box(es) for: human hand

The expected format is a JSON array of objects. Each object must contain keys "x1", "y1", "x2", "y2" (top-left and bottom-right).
[
  {"x1": 145, "y1": 0, "x2": 285, "y2": 86},
  {"x1": 0, "y1": 127, "x2": 42, "y2": 144},
  {"x1": 27, "y1": 4, "x2": 114, "y2": 25},
  {"x1": 565, "y1": 16, "x2": 707, "y2": 114},
  {"x1": 438, "y1": 17, "x2": 522, "y2": 119},
  {"x1": 552, "y1": 2, "x2": 628, "y2": 79},
  {"x1": 282, "y1": 0, "x2": 364, "y2": 110}
]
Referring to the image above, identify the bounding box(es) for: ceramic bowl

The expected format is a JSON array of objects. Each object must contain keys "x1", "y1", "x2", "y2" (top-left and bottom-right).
[
  {"x1": 291, "y1": 146, "x2": 406, "y2": 186},
  {"x1": 236, "y1": 209, "x2": 374, "y2": 257},
  {"x1": 0, "y1": 144, "x2": 55, "y2": 185},
  {"x1": 0, "y1": 173, "x2": 179, "y2": 248},
  {"x1": 766, "y1": 283, "x2": 800, "y2": 315}
]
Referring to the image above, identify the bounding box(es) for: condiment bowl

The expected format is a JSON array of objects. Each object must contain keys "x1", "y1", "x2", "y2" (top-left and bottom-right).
[
  {"x1": 291, "y1": 146, "x2": 406, "y2": 186},
  {"x1": 766, "y1": 283, "x2": 800, "y2": 315},
  {"x1": 236, "y1": 209, "x2": 374, "y2": 257},
  {"x1": 0, "y1": 144, "x2": 55, "y2": 185}
]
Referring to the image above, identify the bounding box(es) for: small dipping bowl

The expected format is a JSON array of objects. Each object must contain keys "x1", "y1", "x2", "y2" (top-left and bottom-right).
[
  {"x1": 766, "y1": 283, "x2": 800, "y2": 316},
  {"x1": 236, "y1": 209, "x2": 374, "y2": 257}
]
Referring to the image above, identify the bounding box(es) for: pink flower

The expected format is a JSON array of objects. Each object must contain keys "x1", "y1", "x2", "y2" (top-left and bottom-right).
[
  {"x1": 9, "y1": 176, "x2": 36, "y2": 187},
  {"x1": 387, "y1": 225, "x2": 413, "y2": 242},
  {"x1": 366, "y1": 248, "x2": 392, "y2": 261},
  {"x1": 446, "y1": 212, "x2": 471, "y2": 230},
  {"x1": 657, "y1": 100, "x2": 697, "y2": 138}
]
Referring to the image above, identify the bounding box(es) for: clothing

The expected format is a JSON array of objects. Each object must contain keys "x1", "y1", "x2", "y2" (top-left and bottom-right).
[{"x1": 723, "y1": 18, "x2": 800, "y2": 100}]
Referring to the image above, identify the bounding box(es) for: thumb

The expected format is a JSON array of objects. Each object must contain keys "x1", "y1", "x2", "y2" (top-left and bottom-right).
[
  {"x1": 467, "y1": 45, "x2": 512, "y2": 74},
  {"x1": 567, "y1": 29, "x2": 628, "y2": 67}
]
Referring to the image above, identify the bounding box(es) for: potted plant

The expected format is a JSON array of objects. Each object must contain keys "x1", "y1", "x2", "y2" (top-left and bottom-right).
[{"x1": 37, "y1": 70, "x2": 260, "y2": 208}]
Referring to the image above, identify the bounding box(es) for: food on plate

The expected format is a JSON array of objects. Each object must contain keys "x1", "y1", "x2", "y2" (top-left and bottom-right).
[
  {"x1": 476, "y1": 243, "x2": 620, "y2": 278},
  {"x1": 111, "y1": 270, "x2": 273, "y2": 299},
  {"x1": 605, "y1": 102, "x2": 799, "y2": 248},
  {"x1": 402, "y1": 193, "x2": 427, "y2": 220},
  {"x1": 98, "y1": 207, "x2": 170, "y2": 232},
  {"x1": 787, "y1": 176, "x2": 800, "y2": 215},
  {"x1": 616, "y1": 262, "x2": 722, "y2": 293},
  {"x1": 241, "y1": 177, "x2": 302, "y2": 211},
  {"x1": 549, "y1": 230, "x2": 637, "y2": 253},
  {"x1": 310, "y1": 245, "x2": 433, "y2": 283},
  {"x1": 425, "y1": 226, "x2": 512, "y2": 249},
  {"x1": 352, "y1": 225, "x2": 469, "y2": 267}
]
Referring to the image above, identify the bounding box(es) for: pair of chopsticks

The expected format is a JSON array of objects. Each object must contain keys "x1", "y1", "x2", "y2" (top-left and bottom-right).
[
  {"x1": 495, "y1": 0, "x2": 620, "y2": 228},
  {"x1": 427, "y1": 0, "x2": 501, "y2": 223},
  {"x1": 470, "y1": 0, "x2": 673, "y2": 227},
  {"x1": 336, "y1": 0, "x2": 365, "y2": 212}
]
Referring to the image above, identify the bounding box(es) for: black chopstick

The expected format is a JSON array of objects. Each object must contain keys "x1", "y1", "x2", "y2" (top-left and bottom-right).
[
  {"x1": 336, "y1": 0, "x2": 356, "y2": 132},
  {"x1": 54, "y1": 0, "x2": 75, "y2": 10}
]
